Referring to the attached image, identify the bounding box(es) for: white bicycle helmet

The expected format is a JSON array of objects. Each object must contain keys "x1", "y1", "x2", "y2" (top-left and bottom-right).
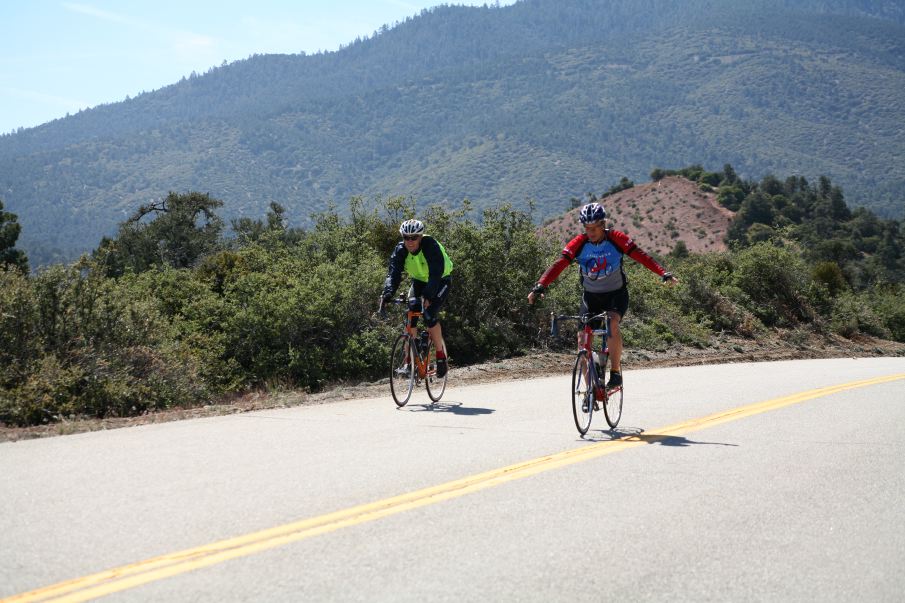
[
  {"x1": 579, "y1": 202, "x2": 606, "y2": 224},
  {"x1": 399, "y1": 219, "x2": 425, "y2": 236}
]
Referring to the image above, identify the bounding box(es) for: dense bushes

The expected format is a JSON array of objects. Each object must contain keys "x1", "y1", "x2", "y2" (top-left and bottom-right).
[
  {"x1": 0, "y1": 197, "x2": 560, "y2": 425},
  {"x1": 607, "y1": 242, "x2": 905, "y2": 353},
  {"x1": 3, "y1": 189, "x2": 904, "y2": 427},
  {"x1": 0, "y1": 263, "x2": 206, "y2": 426}
]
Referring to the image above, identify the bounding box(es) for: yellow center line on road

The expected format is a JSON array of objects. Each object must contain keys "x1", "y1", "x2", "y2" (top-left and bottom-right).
[{"x1": 6, "y1": 372, "x2": 905, "y2": 603}]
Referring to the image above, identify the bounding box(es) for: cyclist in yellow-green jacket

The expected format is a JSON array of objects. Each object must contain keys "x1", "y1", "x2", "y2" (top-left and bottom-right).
[{"x1": 380, "y1": 219, "x2": 454, "y2": 377}]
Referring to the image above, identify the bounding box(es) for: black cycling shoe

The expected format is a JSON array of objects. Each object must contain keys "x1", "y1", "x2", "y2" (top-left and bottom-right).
[
  {"x1": 606, "y1": 371, "x2": 622, "y2": 389},
  {"x1": 436, "y1": 357, "x2": 448, "y2": 378}
]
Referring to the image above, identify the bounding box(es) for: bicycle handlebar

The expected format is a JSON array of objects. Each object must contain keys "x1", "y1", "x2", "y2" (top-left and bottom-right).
[
  {"x1": 379, "y1": 294, "x2": 408, "y2": 316},
  {"x1": 550, "y1": 312, "x2": 610, "y2": 337},
  {"x1": 380, "y1": 294, "x2": 425, "y2": 324}
]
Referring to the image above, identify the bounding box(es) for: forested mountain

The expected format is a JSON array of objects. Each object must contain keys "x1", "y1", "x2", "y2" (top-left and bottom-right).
[{"x1": 1, "y1": 0, "x2": 904, "y2": 264}]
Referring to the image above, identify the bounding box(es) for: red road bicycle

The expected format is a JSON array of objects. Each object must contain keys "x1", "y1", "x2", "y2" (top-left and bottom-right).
[
  {"x1": 385, "y1": 296, "x2": 447, "y2": 407},
  {"x1": 551, "y1": 312, "x2": 624, "y2": 434}
]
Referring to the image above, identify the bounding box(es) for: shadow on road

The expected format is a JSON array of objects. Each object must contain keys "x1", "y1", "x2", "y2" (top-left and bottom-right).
[
  {"x1": 583, "y1": 426, "x2": 737, "y2": 447},
  {"x1": 401, "y1": 400, "x2": 495, "y2": 416}
]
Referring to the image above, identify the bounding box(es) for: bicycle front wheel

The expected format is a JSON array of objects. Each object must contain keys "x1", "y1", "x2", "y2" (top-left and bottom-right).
[
  {"x1": 389, "y1": 333, "x2": 415, "y2": 407},
  {"x1": 571, "y1": 350, "x2": 593, "y2": 435},
  {"x1": 425, "y1": 340, "x2": 447, "y2": 402}
]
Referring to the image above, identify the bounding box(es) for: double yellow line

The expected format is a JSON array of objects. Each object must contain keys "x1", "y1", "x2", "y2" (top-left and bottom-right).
[{"x1": 6, "y1": 372, "x2": 904, "y2": 603}]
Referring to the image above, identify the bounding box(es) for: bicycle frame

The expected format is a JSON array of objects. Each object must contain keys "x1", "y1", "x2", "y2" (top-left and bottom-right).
[
  {"x1": 392, "y1": 298, "x2": 432, "y2": 381},
  {"x1": 552, "y1": 312, "x2": 611, "y2": 394},
  {"x1": 551, "y1": 310, "x2": 625, "y2": 432},
  {"x1": 406, "y1": 311, "x2": 431, "y2": 380}
]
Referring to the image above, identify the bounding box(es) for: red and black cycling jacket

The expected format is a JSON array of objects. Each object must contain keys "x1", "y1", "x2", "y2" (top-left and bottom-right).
[{"x1": 536, "y1": 229, "x2": 666, "y2": 289}]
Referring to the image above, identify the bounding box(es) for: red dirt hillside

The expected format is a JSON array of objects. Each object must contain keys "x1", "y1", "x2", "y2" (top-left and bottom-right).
[{"x1": 540, "y1": 176, "x2": 735, "y2": 255}]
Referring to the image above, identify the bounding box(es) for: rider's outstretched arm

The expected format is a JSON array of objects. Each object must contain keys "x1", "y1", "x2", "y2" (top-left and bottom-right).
[
  {"x1": 533, "y1": 233, "x2": 588, "y2": 293},
  {"x1": 607, "y1": 230, "x2": 672, "y2": 279},
  {"x1": 536, "y1": 256, "x2": 570, "y2": 290}
]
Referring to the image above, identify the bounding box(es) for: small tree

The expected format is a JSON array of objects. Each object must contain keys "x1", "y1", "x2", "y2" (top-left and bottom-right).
[
  {"x1": 0, "y1": 198, "x2": 29, "y2": 273},
  {"x1": 721, "y1": 163, "x2": 738, "y2": 185},
  {"x1": 232, "y1": 202, "x2": 293, "y2": 244},
  {"x1": 670, "y1": 240, "x2": 689, "y2": 259},
  {"x1": 97, "y1": 192, "x2": 224, "y2": 276}
]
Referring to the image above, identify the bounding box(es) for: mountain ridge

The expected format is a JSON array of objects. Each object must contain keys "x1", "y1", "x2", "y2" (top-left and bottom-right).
[{"x1": 2, "y1": 0, "x2": 904, "y2": 264}]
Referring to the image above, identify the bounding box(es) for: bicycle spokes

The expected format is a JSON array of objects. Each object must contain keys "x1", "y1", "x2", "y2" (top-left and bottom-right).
[
  {"x1": 390, "y1": 334, "x2": 416, "y2": 407},
  {"x1": 571, "y1": 351, "x2": 594, "y2": 435}
]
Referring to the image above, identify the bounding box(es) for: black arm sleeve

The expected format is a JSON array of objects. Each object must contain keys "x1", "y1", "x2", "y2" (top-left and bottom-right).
[
  {"x1": 382, "y1": 242, "x2": 407, "y2": 299},
  {"x1": 420, "y1": 237, "x2": 445, "y2": 300}
]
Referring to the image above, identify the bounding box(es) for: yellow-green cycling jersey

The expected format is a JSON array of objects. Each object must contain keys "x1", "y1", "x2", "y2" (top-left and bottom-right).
[{"x1": 382, "y1": 236, "x2": 453, "y2": 301}]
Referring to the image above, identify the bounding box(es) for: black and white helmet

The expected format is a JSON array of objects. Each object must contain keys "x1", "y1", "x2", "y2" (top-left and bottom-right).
[
  {"x1": 579, "y1": 202, "x2": 606, "y2": 224},
  {"x1": 399, "y1": 219, "x2": 425, "y2": 236}
]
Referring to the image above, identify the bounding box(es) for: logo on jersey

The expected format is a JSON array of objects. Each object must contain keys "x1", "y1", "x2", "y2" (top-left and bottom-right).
[
  {"x1": 577, "y1": 242, "x2": 621, "y2": 281},
  {"x1": 583, "y1": 256, "x2": 607, "y2": 280}
]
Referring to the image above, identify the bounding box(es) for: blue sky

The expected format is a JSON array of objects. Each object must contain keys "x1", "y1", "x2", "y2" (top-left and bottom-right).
[{"x1": 0, "y1": 1, "x2": 514, "y2": 134}]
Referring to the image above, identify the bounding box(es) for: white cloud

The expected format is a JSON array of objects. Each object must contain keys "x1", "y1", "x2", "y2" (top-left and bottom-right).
[
  {"x1": 61, "y1": 3, "x2": 135, "y2": 25},
  {"x1": 60, "y1": 2, "x2": 221, "y2": 64},
  {"x1": 173, "y1": 32, "x2": 217, "y2": 50}
]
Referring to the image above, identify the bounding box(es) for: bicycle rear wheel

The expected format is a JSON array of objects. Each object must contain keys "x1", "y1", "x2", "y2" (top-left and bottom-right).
[
  {"x1": 601, "y1": 352, "x2": 623, "y2": 428},
  {"x1": 390, "y1": 333, "x2": 415, "y2": 407},
  {"x1": 571, "y1": 350, "x2": 593, "y2": 435},
  {"x1": 425, "y1": 340, "x2": 447, "y2": 402}
]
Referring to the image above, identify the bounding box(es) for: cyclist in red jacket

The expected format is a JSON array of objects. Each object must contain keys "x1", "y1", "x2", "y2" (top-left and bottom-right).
[{"x1": 528, "y1": 202, "x2": 678, "y2": 388}]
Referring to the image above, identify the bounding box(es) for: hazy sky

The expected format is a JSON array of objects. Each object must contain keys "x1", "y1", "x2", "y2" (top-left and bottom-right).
[{"x1": 0, "y1": 1, "x2": 515, "y2": 134}]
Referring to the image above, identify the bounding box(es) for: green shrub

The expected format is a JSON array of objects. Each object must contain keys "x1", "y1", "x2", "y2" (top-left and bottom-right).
[
  {"x1": 732, "y1": 242, "x2": 815, "y2": 327},
  {"x1": 0, "y1": 268, "x2": 40, "y2": 388},
  {"x1": 812, "y1": 261, "x2": 848, "y2": 297},
  {"x1": 831, "y1": 291, "x2": 889, "y2": 339},
  {"x1": 674, "y1": 254, "x2": 760, "y2": 337},
  {"x1": 699, "y1": 172, "x2": 722, "y2": 187},
  {"x1": 865, "y1": 286, "x2": 905, "y2": 342},
  {"x1": 0, "y1": 354, "x2": 88, "y2": 425},
  {"x1": 0, "y1": 261, "x2": 211, "y2": 426},
  {"x1": 621, "y1": 262, "x2": 710, "y2": 348}
]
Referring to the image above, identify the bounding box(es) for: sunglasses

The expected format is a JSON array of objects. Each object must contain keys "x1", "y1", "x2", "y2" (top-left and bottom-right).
[{"x1": 403, "y1": 235, "x2": 421, "y2": 241}]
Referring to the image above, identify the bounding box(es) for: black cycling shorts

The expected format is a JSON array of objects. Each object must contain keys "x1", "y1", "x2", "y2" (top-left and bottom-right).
[
  {"x1": 407, "y1": 277, "x2": 451, "y2": 328},
  {"x1": 580, "y1": 286, "x2": 629, "y2": 329}
]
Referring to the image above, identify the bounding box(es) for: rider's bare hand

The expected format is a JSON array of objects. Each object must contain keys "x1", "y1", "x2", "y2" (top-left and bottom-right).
[
  {"x1": 528, "y1": 284, "x2": 545, "y2": 305},
  {"x1": 662, "y1": 272, "x2": 679, "y2": 287}
]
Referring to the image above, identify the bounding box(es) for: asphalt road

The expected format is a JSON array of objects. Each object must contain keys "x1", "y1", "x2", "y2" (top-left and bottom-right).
[{"x1": 2, "y1": 357, "x2": 904, "y2": 602}]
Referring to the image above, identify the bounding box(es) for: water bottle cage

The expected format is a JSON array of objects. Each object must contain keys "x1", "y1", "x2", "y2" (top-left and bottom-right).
[{"x1": 418, "y1": 333, "x2": 430, "y2": 353}]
